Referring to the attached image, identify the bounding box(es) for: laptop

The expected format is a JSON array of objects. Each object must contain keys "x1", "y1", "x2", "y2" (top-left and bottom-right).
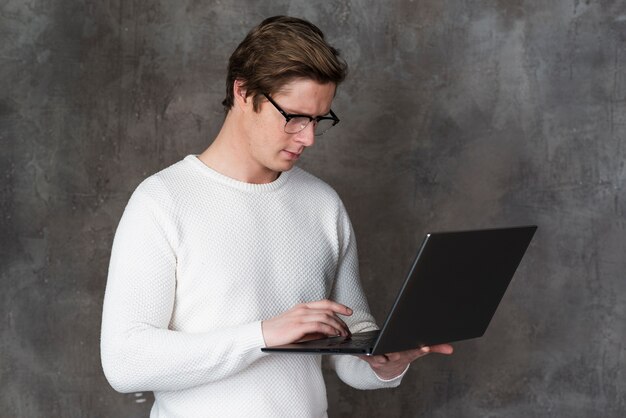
[{"x1": 262, "y1": 225, "x2": 537, "y2": 356}]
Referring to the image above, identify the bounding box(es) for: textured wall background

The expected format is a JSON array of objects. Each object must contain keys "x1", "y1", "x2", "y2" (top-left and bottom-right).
[{"x1": 1, "y1": 0, "x2": 625, "y2": 416}]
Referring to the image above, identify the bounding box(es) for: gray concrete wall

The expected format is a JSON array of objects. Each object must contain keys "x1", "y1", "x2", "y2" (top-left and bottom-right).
[{"x1": 1, "y1": 0, "x2": 624, "y2": 416}]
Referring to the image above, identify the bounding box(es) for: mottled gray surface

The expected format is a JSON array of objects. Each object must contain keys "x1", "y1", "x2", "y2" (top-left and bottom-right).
[{"x1": 1, "y1": 0, "x2": 625, "y2": 416}]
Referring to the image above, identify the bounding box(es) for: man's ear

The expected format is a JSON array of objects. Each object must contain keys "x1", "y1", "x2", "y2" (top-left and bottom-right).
[{"x1": 233, "y1": 80, "x2": 249, "y2": 108}]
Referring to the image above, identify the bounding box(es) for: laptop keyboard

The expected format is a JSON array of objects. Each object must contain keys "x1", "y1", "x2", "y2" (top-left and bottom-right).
[{"x1": 327, "y1": 331, "x2": 378, "y2": 348}]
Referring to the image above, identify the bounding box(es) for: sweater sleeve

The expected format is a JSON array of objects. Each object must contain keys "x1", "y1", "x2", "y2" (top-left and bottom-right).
[
  {"x1": 100, "y1": 184, "x2": 267, "y2": 393},
  {"x1": 327, "y1": 201, "x2": 408, "y2": 389}
]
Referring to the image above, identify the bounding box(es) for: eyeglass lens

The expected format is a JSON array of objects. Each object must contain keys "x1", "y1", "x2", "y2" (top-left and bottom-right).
[{"x1": 284, "y1": 117, "x2": 335, "y2": 136}]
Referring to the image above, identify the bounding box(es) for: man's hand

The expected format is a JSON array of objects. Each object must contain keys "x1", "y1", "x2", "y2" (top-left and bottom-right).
[
  {"x1": 262, "y1": 300, "x2": 353, "y2": 347},
  {"x1": 359, "y1": 344, "x2": 454, "y2": 380}
]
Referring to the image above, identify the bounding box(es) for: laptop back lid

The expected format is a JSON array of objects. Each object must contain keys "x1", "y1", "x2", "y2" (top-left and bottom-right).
[{"x1": 371, "y1": 225, "x2": 536, "y2": 355}]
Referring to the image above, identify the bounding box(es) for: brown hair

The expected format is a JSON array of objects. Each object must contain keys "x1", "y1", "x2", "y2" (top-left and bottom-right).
[{"x1": 222, "y1": 16, "x2": 348, "y2": 112}]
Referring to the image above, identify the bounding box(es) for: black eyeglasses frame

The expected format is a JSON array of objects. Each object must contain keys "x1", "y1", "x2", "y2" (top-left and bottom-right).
[{"x1": 262, "y1": 93, "x2": 340, "y2": 136}]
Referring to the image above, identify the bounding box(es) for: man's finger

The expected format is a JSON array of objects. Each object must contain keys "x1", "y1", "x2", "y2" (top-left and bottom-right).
[
  {"x1": 304, "y1": 300, "x2": 353, "y2": 316},
  {"x1": 427, "y1": 344, "x2": 454, "y2": 355},
  {"x1": 300, "y1": 312, "x2": 350, "y2": 334}
]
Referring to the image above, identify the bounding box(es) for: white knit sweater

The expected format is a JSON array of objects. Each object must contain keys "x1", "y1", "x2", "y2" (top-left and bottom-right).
[{"x1": 101, "y1": 155, "x2": 405, "y2": 418}]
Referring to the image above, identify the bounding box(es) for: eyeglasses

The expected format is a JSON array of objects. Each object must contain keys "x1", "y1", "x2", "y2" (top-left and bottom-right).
[{"x1": 263, "y1": 93, "x2": 340, "y2": 136}]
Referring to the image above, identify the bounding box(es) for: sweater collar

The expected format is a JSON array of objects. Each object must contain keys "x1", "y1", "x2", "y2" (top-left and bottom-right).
[{"x1": 185, "y1": 155, "x2": 293, "y2": 193}]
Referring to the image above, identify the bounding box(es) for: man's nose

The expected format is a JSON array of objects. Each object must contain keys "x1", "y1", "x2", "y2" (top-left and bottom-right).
[{"x1": 295, "y1": 122, "x2": 316, "y2": 147}]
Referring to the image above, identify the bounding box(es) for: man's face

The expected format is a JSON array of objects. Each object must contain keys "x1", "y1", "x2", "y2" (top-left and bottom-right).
[{"x1": 241, "y1": 78, "x2": 336, "y2": 176}]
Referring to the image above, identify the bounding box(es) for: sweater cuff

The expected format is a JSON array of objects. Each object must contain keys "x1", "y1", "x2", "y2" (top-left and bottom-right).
[
  {"x1": 238, "y1": 321, "x2": 267, "y2": 359},
  {"x1": 374, "y1": 363, "x2": 410, "y2": 383}
]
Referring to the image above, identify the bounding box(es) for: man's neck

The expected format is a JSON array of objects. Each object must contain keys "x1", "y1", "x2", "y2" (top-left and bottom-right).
[{"x1": 198, "y1": 114, "x2": 279, "y2": 184}]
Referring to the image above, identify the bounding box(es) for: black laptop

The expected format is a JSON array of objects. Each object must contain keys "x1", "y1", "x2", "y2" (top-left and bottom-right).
[{"x1": 262, "y1": 225, "x2": 537, "y2": 356}]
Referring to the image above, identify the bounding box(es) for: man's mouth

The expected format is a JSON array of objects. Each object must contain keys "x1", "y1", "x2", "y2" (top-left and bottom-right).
[{"x1": 283, "y1": 150, "x2": 302, "y2": 159}]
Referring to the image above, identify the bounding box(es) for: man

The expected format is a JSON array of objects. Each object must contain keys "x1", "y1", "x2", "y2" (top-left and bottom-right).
[{"x1": 101, "y1": 16, "x2": 452, "y2": 417}]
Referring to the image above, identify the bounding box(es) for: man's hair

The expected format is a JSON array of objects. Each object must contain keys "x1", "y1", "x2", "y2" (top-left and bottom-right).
[{"x1": 222, "y1": 16, "x2": 348, "y2": 112}]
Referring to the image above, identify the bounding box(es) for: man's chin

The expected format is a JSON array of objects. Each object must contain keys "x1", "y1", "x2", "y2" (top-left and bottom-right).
[{"x1": 273, "y1": 160, "x2": 297, "y2": 172}]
